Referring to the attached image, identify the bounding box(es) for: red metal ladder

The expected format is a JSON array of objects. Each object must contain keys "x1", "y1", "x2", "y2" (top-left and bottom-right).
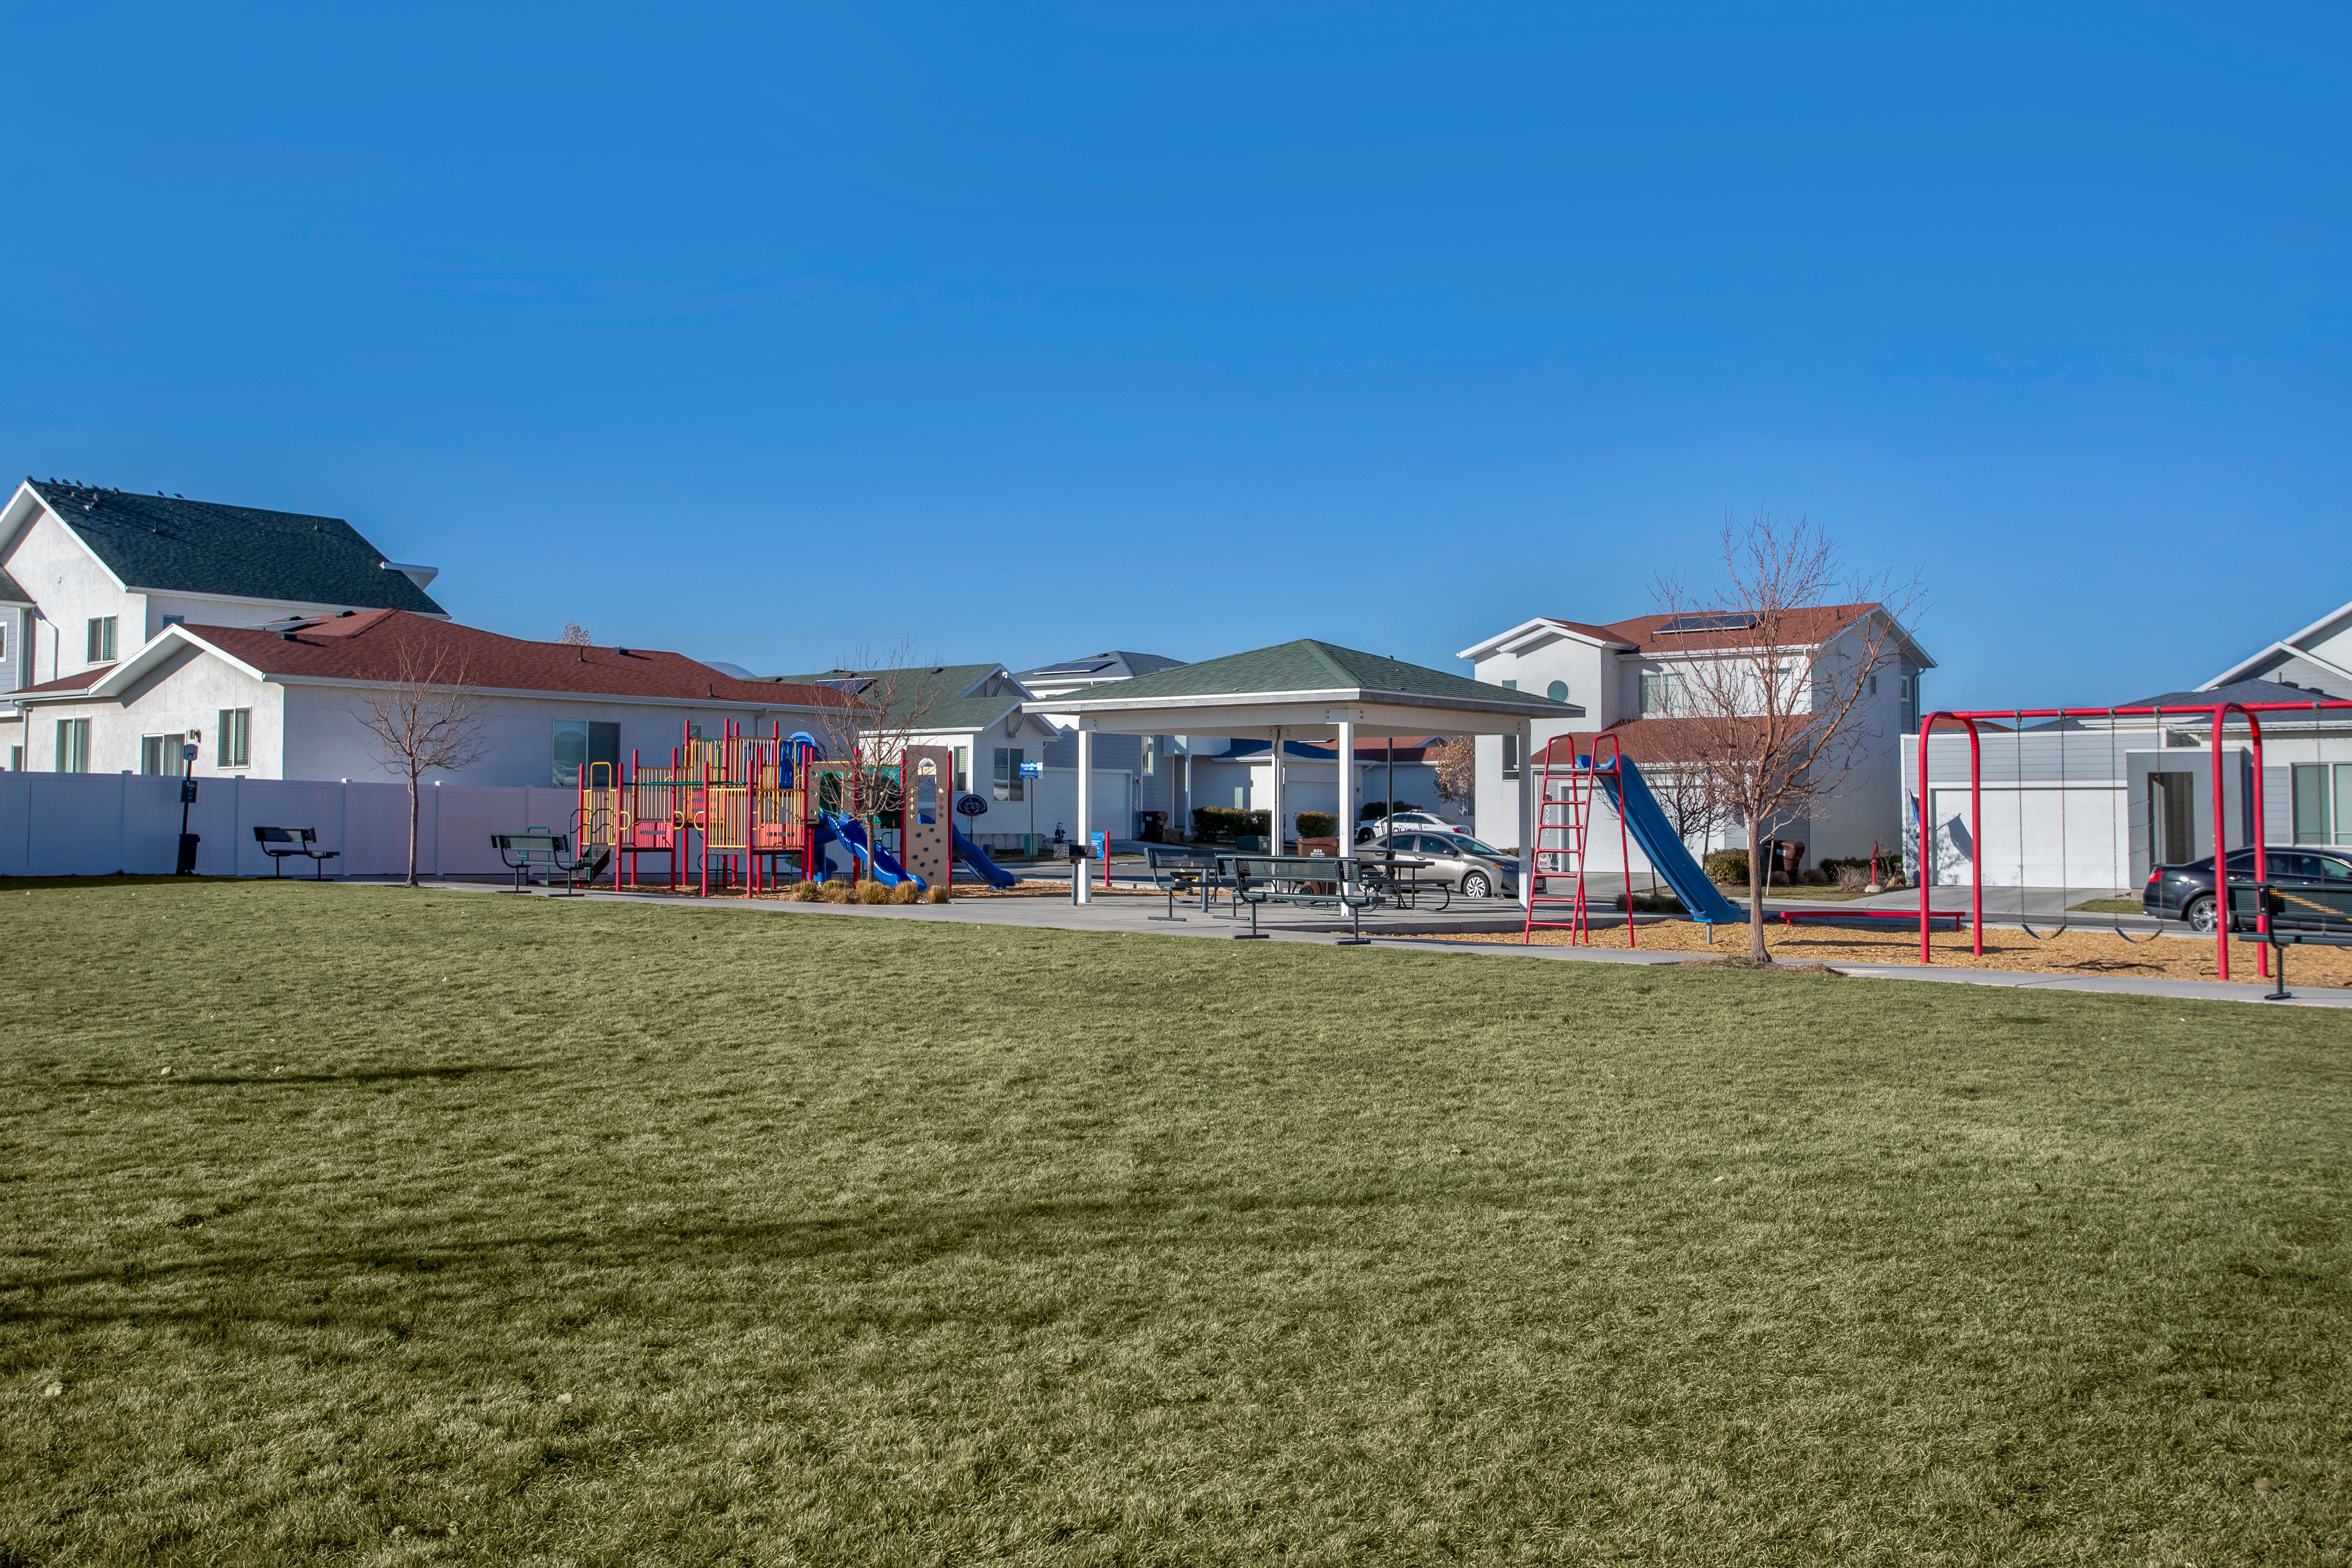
[{"x1": 1525, "y1": 739, "x2": 1594, "y2": 944}]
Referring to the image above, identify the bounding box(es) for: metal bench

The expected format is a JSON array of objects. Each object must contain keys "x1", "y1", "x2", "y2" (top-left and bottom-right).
[
  {"x1": 492, "y1": 830, "x2": 608, "y2": 895},
  {"x1": 252, "y1": 826, "x2": 340, "y2": 879},
  {"x1": 2230, "y1": 880, "x2": 2352, "y2": 1000},
  {"x1": 1144, "y1": 845, "x2": 1232, "y2": 920},
  {"x1": 1222, "y1": 852, "x2": 1378, "y2": 944}
]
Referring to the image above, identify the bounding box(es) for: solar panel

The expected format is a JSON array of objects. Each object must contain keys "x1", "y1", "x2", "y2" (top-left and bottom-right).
[{"x1": 1655, "y1": 612, "x2": 1759, "y2": 634}]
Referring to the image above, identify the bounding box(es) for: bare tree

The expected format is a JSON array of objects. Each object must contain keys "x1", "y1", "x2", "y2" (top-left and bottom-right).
[
  {"x1": 559, "y1": 622, "x2": 592, "y2": 647},
  {"x1": 802, "y1": 643, "x2": 945, "y2": 873},
  {"x1": 1427, "y1": 737, "x2": 1474, "y2": 811},
  {"x1": 352, "y1": 642, "x2": 490, "y2": 887},
  {"x1": 1654, "y1": 513, "x2": 1921, "y2": 961}
]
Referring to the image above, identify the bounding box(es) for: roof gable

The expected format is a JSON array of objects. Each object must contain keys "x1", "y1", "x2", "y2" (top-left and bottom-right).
[
  {"x1": 1061, "y1": 638, "x2": 1579, "y2": 709},
  {"x1": 13, "y1": 480, "x2": 447, "y2": 614}
]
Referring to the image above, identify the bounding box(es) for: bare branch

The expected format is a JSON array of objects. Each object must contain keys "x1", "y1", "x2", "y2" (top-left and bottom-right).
[
  {"x1": 349, "y1": 641, "x2": 490, "y2": 887},
  {"x1": 801, "y1": 642, "x2": 947, "y2": 864}
]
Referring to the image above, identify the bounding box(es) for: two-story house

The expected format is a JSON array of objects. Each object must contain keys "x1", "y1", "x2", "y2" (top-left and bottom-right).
[{"x1": 1458, "y1": 605, "x2": 1932, "y2": 867}]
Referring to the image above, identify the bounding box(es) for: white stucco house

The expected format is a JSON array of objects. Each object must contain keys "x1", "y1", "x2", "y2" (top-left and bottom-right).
[
  {"x1": 2, "y1": 608, "x2": 839, "y2": 788},
  {"x1": 1458, "y1": 605, "x2": 1932, "y2": 867}
]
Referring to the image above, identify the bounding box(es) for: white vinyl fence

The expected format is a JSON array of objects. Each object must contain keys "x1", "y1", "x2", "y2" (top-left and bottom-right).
[{"x1": 0, "y1": 773, "x2": 591, "y2": 879}]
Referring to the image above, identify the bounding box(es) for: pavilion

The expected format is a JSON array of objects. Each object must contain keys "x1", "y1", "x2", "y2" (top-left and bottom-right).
[{"x1": 1025, "y1": 639, "x2": 1583, "y2": 905}]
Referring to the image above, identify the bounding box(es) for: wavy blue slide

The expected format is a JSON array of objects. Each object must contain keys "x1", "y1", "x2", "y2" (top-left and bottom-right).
[
  {"x1": 1594, "y1": 756, "x2": 1743, "y2": 926},
  {"x1": 814, "y1": 811, "x2": 926, "y2": 890},
  {"x1": 951, "y1": 825, "x2": 1019, "y2": 888}
]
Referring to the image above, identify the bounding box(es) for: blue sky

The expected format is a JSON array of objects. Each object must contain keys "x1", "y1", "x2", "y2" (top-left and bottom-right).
[{"x1": 5, "y1": 4, "x2": 2343, "y2": 707}]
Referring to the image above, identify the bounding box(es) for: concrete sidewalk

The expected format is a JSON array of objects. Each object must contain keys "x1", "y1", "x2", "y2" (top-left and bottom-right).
[{"x1": 393, "y1": 875, "x2": 2352, "y2": 1011}]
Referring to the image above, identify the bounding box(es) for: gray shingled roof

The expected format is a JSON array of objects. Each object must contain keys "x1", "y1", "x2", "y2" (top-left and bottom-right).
[
  {"x1": 1014, "y1": 649, "x2": 1187, "y2": 684},
  {"x1": 0, "y1": 564, "x2": 28, "y2": 603},
  {"x1": 760, "y1": 663, "x2": 1030, "y2": 733},
  {"x1": 21, "y1": 480, "x2": 447, "y2": 614},
  {"x1": 1061, "y1": 639, "x2": 1579, "y2": 711}
]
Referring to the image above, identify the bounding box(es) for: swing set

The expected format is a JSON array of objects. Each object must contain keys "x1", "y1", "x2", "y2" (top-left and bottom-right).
[{"x1": 1914, "y1": 695, "x2": 2352, "y2": 980}]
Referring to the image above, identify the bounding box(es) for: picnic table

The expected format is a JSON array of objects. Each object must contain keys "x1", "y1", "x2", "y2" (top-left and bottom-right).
[{"x1": 1219, "y1": 852, "x2": 1379, "y2": 944}]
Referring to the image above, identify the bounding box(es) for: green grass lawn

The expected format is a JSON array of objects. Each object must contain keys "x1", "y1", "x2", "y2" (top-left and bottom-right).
[{"x1": 3, "y1": 880, "x2": 2347, "y2": 1566}]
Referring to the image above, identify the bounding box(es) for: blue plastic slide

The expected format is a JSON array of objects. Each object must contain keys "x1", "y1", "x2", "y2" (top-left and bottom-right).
[
  {"x1": 1594, "y1": 756, "x2": 1744, "y2": 926},
  {"x1": 815, "y1": 811, "x2": 926, "y2": 890},
  {"x1": 951, "y1": 825, "x2": 1019, "y2": 888}
]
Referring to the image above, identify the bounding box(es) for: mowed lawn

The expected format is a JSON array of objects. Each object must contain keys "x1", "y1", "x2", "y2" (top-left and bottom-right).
[{"x1": 2, "y1": 882, "x2": 2347, "y2": 1566}]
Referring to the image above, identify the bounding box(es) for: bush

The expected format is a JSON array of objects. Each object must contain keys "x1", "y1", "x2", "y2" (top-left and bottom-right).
[
  {"x1": 820, "y1": 879, "x2": 853, "y2": 904},
  {"x1": 925, "y1": 884, "x2": 951, "y2": 903},
  {"x1": 890, "y1": 880, "x2": 922, "y2": 904},
  {"x1": 1192, "y1": 807, "x2": 1270, "y2": 843},
  {"x1": 787, "y1": 880, "x2": 821, "y2": 903},
  {"x1": 1705, "y1": 849, "x2": 1750, "y2": 886},
  {"x1": 858, "y1": 880, "x2": 892, "y2": 905},
  {"x1": 1295, "y1": 811, "x2": 1338, "y2": 838}
]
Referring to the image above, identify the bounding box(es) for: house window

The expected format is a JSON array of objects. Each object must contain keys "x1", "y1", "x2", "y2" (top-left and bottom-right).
[
  {"x1": 993, "y1": 746, "x2": 1024, "y2": 801},
  {"x1": 217, "y1": 708, "x2": 251, "y2": 768},
  {"x1": 1640, "y1": 672, "x2": 1684, "y2": 716},
  {"x1": 1502, "y1": 734, "x2": 1521, "y2": 780},
  {"x1": 86, "y1": 616, "x2": 117, "y2": 663},
  {"x1": 2292, "y1": 764, "x2": 2352, "y2": 847},
  {"x1": 1900, "y1": 673, "x2": 1920, "y2": 733},
  {"x1": 161, "y1": 614, "x2": 184, "y2": 629},
  {"x1": 1546, "y1": 680, "x2": 1568, "y2": 702},
  {"x1": 7, "y1": 746, "x2": 20, "y2": 772},
  {"x1": 1867, "y1": 672, "x2": 1879, "y2": 697},
  {"x1": 140, "y1": 734, "x2": 180, "y2": 775},
  {"x1": 1143, "y1": 736, "x2": 1157, "y2": 776},
  {"x1": 1502, "y1": 679, "x2": 1518, "y2": 691},
  {"x1": 55, "y1": 718, "x2": 90, "y2": 773},
  {"x1": 953, "y1": 746, "x2": 968, "y2": 794},
  {"x1": 0, "y1": 621, "x2": 8, "y2": 660}
]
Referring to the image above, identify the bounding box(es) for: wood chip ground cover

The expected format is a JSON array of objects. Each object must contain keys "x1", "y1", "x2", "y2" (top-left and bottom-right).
[{"x1": 1, "y1": 878, "x2": 2345, "y2": 1565}]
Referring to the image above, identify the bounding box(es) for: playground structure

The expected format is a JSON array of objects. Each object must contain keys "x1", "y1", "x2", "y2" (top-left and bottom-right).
[
  {"x1": 1525, "y1": 737, "x2": 1742, "y2": 944},
  {"x1": 1915, "y1": 697, "x2": 2352, "y2": 979},
  {"x1": 574, "y1": 725, "x2": 1018, "y2": 897}
]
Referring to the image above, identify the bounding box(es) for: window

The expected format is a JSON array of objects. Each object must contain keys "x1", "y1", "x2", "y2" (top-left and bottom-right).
[
  {"x1": 55, "y1": 718, "x2": 90, "y2": 773},
  {"x1": 953, "y1": 745, "x2": 968, "y2": 794},
  {"x1": 216, "y1": 708, "x2": 251, "y2": 768},
  {"x1": 1640, "y1": 672, "x2": 1684, "y2": 716},
  {"x1": 86, "y1": 616, "x2": 117, "y2": 663},
  {"x1": 2292, "y1": 764, "x2": 2352, "y2": 847},
  {"x1": 1546, "y1": 680, "x2": 1568, "y2": 702},
  {"x1": 1142, "y1": 736, "x2": 1156, "y2": 775},
  {"x1": 1501, "y1": 679, "x2": 1518, "y2": 691},
  {"x1": 0, "y1": 621, "x2": 7, "y2": 660},
  {"x1": 992, "y1": 746, "x2": 1024, "y2": 801},
  {"x1": 9, "y1": 746, "x2": 21, "y2": 771},
  {"x1": 161, "y1": 614, "x2": 184, "y2": 629},
  {"x1": 141, "y1": 734, "x2": 176, "y2": 775},
  {"x1": 1502, "y1": 734, "x2": 1520, "y2": 779},
  {"x1": 1901, "y1": 673, "x2": 1920, "y2": 733},
  {"x1": 553, "y1": 720, "x2": 586, "y2": 786},
  {"x1": 1867, "y1": 672, "x2": 1879, "y2": 697}
]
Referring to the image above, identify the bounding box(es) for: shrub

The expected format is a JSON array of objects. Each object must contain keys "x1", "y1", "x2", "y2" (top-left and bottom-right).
[
  {"x1": 1192, "y1": 807, "x2": 1270, "y2": 843},
  {"x1": 1705, "y1": 849, "x2": 1750, "y2": 886},
  {"x1": 820, "y1": 879, "x2": 853, "y2": 904},
  {"x1": 787, "y1": 880, "x2": 821, "y2": 903},
  {"x1": 858, "y1": 880, "x2": 892, "y2": 905},
  {"x1": 925, "y1": 884, "x2": 951, "y2": 903},
  {"x1": 1295, "y1": 811, "x2": 1338, "y2": 838},
  {"x1": 890, "y1": 880, "x2": 921, "y2": 904}
]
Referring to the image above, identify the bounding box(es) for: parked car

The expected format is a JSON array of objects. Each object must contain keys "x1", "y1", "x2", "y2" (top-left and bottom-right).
[
  {"x1": 1382, "y1": 831, "x2": 1519, "y2": 899},
  {"x1": 1356, "y1": 811, "x2": 1468, "y2": 843},
  {"x1": 2144, "y1": 845, "x2": 2352, "y2": 933}
]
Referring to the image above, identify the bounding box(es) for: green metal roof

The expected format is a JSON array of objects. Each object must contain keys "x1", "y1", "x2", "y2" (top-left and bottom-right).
[
  {"x1": 759, "y1": 662, "x2": 1030, "y2": 733},
  {"x1": 1057, "y1": 639, "x2": 1578, "y2": 712}
]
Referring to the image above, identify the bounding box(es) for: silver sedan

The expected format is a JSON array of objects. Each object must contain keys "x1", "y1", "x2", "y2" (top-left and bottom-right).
[{"x1": 1388, "y1": 832, "x2": 1520, "y2": 899}]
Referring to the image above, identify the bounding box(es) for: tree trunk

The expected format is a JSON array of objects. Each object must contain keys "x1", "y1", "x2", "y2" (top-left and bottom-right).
[
  {"x1": 1746, "y1": 815, "x2": 1768, "y2": 961},
  {"x1": 406, "y1": 771, "x2": 421, "y2": 887}
]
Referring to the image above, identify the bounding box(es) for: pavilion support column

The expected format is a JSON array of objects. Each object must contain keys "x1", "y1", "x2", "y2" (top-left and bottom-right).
[
  {"x1": 1074, "y1": 725, "x2": 1093, "y2": 905},
  {"x1": 1517, "y1": 721, "x2": 1534, "y2": 912},
  {"x1": 1334, "y1": 718, "x2": 1355, "y2": 845},
  {"x1": 1268, "y1": 726, "x2": 1285, "y2": 852}
]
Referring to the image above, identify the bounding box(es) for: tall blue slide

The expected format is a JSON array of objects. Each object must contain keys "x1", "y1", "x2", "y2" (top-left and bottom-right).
[
  {"x1": 1595, "y1": 756, "x2": 1744, "y2": 926},
  {"x1": 951, "y1": 825, "x2": 1019, "y2": 889},
  {"x1": 814, "y1": 811, "x2": 926, "y2": 890}
]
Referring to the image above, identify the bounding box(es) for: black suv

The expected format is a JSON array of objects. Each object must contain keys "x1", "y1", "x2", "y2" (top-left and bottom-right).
[{"x1": 2144, "y1": 846, "x2": 2352, "y2": 933}]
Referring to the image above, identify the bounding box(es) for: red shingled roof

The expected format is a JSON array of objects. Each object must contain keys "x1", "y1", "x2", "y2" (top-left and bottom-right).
[
  {"x1": 21, "y1": 610, "x2": 851, "y2": 709},
  {"x1": 12, "y1": 665, "x2": 113, "y2": 696},
  {"x1": 1591, "y1": 604, "x2": 1877, "y2": 654}
]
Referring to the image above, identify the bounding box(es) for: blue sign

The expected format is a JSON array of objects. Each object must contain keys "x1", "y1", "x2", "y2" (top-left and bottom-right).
[{"x1": 1019, "y1": 761, "x2": 1042, "y2": 777}]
